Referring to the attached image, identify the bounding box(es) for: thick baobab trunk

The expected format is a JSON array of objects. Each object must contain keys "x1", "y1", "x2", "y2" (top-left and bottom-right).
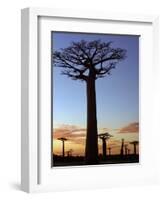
[
  {"x1": 85, "y1": 74, "x2": 98, "y2": 164},
  {"x1": 102, "y1": 139, "x2": 107, "y2": 158}
]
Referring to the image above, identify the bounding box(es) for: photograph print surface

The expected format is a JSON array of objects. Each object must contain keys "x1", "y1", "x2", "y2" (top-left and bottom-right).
[{"x1": 52, "y1": 32, "x2": 139, "y2": 167}]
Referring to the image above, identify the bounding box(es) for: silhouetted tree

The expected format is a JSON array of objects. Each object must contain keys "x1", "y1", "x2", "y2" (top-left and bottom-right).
[
  {"x1": 98, "y1": 132, "x2": 113, "y2": 158},
  {"x1": 53, "y1": 40, "x2": 126, "y2": 164},
  {"x1": 124, "y1": 144, "x2": 128, "y2": 155},
  {"x1": 67, "y1": 149, "x2": 73, "y2": 157},
  {"x1": 108, "y1": 147, "x2": 112, "y2": 156},
  {"x1": 120, "y1": 138, "x2": 124, "y2": 156},
  {"x1": 58, "y1": 137, "x2": 67, "y2": 158},
  {"x1": 130, "y1": 141, "x2": 139, "y2": 155}
]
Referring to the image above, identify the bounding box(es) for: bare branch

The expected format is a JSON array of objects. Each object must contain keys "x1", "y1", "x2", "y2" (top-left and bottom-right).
[
  {"x1": 95, "y1": 62, "x2": 116, "y2": 78},
  {"x1": 72, "y1": 40, "x2": 90, "y2": 60},
  {"x1": 53, "y1": 39, "x2": 127, "y2": 81},
  {"x1": 94, "y1": 48, "x2": 126, "y2": 66},
  {"x1": 61, "y1": 69, "x2": 87, "y2": 81}
]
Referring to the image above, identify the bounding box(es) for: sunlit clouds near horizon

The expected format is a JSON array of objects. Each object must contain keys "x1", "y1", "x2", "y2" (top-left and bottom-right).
[{"x1": 53, "y1": 122, "x2": 139, "y2": 156}]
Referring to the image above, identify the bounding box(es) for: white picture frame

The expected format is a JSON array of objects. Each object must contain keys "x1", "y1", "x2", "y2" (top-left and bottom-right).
[{"x1": 21, "y1": 7, "x2": 159, "y2": 193}]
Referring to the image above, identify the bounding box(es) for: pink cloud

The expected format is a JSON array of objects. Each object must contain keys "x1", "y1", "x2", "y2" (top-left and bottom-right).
[
  {"x1": 53, "y1": 124, "x2": 86, "y2": 144},
  {"x1": 118, "y1": 122, "x2": 139, "y2": 134}
]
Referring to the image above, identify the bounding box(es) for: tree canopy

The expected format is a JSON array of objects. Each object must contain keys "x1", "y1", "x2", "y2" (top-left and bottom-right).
[{"x1": 53, "y1": 39, "x2": 126, "y2": 81}]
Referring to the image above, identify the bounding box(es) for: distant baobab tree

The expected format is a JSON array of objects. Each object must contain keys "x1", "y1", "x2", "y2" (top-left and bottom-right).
[
  {"x1": 67, "y1": 149, "x2": 73, "y2": 157},
  {"x1": 108, "y1": 147, "x2": 112, "y2": 156},
  {"x1": 120, "y1": 138, "x2": 124, "y2": 156},
  {"x1": 130, "y1": 141, "x2": 139, "y2": 155},
  {"x1": 124, "y1": 144, "x2": 128, "y2": 155},
  {"x1": 53, "y1": 40, "x2": 126, "y2": 164},
  {"x1": 57, "y1": 137, "x2": 68, "y2": 158},
  {"x1": 98, "y1": 132, "x2": 113, "y2": 158}
]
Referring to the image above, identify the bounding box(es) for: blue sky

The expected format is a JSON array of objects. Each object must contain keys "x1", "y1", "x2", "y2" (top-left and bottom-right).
[{"x1": 52, "y1": 32, "x2": 139, "y2": 129}]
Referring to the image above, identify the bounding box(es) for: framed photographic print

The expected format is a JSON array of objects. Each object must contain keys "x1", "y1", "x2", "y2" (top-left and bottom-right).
[
  {"x1": 21, "y1": 8, "x2": 159, "y2": 193},
  {"x1": 52, "y1": 31, "x2": 139, "y2": 167}
]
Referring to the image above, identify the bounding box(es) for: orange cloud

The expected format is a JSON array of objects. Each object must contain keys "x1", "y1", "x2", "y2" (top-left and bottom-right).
[
  {"x1": 53, "y1": 124, "x2": 86, "y2": 144},
  {"x1": 118, "y1": 122, "x2": 139, "y2": 134}
]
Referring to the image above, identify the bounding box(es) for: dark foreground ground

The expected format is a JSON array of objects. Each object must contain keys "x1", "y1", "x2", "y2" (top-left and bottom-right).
[{"x1": 53, "y1": 154, "x2": 139, "y2": 167}]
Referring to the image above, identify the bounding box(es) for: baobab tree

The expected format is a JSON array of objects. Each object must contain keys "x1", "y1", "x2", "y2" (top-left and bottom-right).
[
  {"x1": 98, "y1": 132, "x2": 113, "y2": 158},
  {"x1": 108, "y1": 147, "x2": 112, "y2": 156},
  {"x1": 53, "y1": 40, "x2": 126, "y2": 164},
  {"x1": 130, "y1": 141, "x2": 139, "y2": 155},
  {"x1": 57, "y1": 137, "x2": 68, "y2": 158},
  {"x1": 67, "y1": 149, "x2": 73, "y2": 157},
  {"x1": 124, "y1": 144, "x2": 128, "y2": 155},
  {"x1": 120, "y1": 138, "x2": 124, "y2": 156}
]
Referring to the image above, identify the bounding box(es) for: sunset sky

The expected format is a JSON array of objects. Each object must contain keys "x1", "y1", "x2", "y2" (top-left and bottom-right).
[{"x1": 52, "y1": 32, "x2": 139, "y2": 156}]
